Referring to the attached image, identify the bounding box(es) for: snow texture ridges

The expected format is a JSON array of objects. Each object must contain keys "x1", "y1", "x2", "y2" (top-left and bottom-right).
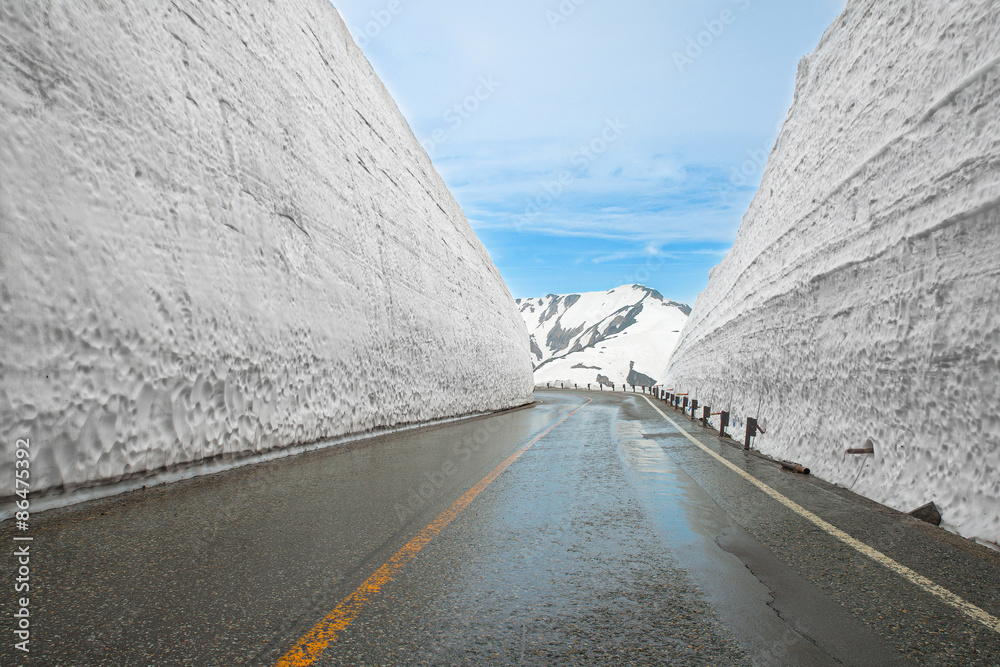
[
  {"x1": 667, "y1": 0, "x2": 1000, "y2": 542},
  {"x1": 663, "y1": 0, "x2": 1000, "y2": 546},
  {"x1": 0, "y1": 0, "x2": 533, "y2": 499}
]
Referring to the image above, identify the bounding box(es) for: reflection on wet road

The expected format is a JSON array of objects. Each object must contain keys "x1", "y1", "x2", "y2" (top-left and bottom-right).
[{"x1": 3, "y1": 391, "x2": 999, "y2": 665}]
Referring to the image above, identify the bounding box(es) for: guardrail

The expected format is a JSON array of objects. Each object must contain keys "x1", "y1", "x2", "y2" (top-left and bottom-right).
[
  {"x1": 537, "y1": 383, "x2": 759, "y2": 447},
  {"x1": 541, "y1": 382, "x2": 658, "y2": 394},
  {"x1": 545, "y1": 382, "x2": 766, "y2": 449},
  {"x1": 538, "y1": 383, "x2": 812, "y2": 475},
  {"x1": 653, "y1": 387, "x2": 762, "y2": 451}
]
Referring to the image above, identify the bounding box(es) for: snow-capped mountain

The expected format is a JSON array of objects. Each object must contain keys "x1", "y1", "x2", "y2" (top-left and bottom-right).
[{"x1": 517, "y1": 285, "x2": 689, "y2": 388}]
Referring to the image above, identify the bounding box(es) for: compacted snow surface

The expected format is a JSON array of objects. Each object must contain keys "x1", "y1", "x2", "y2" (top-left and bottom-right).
[
  {"x1": 663, "y1": 0, "x2": 1000, "y2": 546},
  {"x1": 518, "y1": 284, "x2": 689, "y2": 389},
  {"x1": 0, "y1": 0, "x2": 533, "y2": 500}
]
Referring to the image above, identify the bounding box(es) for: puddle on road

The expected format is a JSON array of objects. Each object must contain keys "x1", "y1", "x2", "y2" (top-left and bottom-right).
[
  {"x1": 616, "y1": 432, "x2": 721, "y2": 563},
  {"x1": 616, "y1": 415, "x2": 726, "y2": 556},
  {"x1": 614, "y1": 413, "x2": 841, "y2": 666},
  {"x1": 617, "y1": 433, "x2": 697, "y2": 541}
]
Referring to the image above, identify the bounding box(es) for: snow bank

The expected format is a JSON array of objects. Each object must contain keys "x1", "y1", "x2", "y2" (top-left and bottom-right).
[
  {"x1": 0, "y1": 0, "x2": 532, "y2": 499},
  {"x1": 663, "y1": 0, "x2": 1000, "y2": 546},
  {"x1": 519, "y1": 285, "x2": 689, "y2": 388}
]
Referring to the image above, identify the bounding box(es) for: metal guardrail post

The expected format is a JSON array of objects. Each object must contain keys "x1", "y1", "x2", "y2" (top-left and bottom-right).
[
  {"x1": 720, "y1": 411, "x2": 729, "y2": 438},
  {"x1": 702, "y1": 405, "x2": 710, "y2": 427},
  {"x1": 745, "y1": 417, "x2": 757, "y2": 451}
]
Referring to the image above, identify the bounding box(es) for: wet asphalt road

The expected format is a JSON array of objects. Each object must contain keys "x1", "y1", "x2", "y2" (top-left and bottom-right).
[{"x1": 2, "y1": 390, "x2": 1000, "y2": 665}]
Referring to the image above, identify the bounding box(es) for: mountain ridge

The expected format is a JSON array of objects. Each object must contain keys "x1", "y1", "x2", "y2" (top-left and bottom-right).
[{"x1": 517, "y1": 284, "x2": 689, "y2": 388}]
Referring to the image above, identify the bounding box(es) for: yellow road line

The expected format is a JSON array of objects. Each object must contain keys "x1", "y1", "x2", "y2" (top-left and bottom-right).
[
  {"x1": 641, "y1": 395, "x2": 1000, "y2": 635},
  {"x1": 275, "y1": 398, "x2": 593, "y2": 666}
]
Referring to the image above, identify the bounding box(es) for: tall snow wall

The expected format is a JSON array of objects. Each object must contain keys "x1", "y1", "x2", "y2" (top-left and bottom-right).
[
  {"x1": 663, "y1": 0, "x2": 1000, "y2": 546},
  {"x1": 0, "y1": 0, "x2": 533, "y2": 499}
]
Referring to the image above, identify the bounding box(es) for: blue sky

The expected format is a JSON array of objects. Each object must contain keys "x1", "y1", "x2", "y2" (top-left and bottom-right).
[{"x1": 333, "y1": 0, "x2": 846, "y2": 305}]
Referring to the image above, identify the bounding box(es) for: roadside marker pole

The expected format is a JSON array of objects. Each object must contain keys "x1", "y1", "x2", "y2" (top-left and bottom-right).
[{"x1": 745, "y1": 417, "x2": 758, "y2": 451}]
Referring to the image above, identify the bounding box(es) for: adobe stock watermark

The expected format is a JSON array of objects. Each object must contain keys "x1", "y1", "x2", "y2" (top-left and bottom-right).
[
  {"x1": 421, "y1": 75, "x2": 501, "y2": 157},
  {"x1": 515, "y1": 117, "x2": 628, "y2": 232},
  {"x1": 673, "y1": 0, "x2": 751, "y2": 73},
  {"x1": 353, "y1": 0, "x2": 404, "y2": 49},
  {"x1": 545, "y1": 0, "x2": 590, "y2": 31},
  {"x1": 393, "y1": 418, "x2": 504, "y2": 524},
  {"x1": 565, "y1": 250, "x2": 671, "y2": 355},
  {"x1": 12, "y1": 438, "x2": 32, "y2": 654},
  {"x1": 715, "y1": 144, "x2": 770, "y2": 204},
  {"x1": 615, "y1": 251, "x2": 669, "y2": 291}
]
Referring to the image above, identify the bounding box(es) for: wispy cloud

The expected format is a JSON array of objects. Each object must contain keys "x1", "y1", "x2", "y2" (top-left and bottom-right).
[{"x1": 334, "y1": 0, "x2": 847, "y2": 302}]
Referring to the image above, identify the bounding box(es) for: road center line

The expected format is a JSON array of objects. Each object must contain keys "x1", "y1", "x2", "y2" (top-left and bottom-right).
[
  {"x1": 641, "y1": 395, "x2": 1000, "y2": 635},
  {"x1": 274, "y1": 397, "x2": 593, "y2": 667}
]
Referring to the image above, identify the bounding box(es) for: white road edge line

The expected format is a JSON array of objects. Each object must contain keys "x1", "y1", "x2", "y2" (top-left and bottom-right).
[{"x1": 641, "y1": 395, "x2": 1000, "y2": 635}]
